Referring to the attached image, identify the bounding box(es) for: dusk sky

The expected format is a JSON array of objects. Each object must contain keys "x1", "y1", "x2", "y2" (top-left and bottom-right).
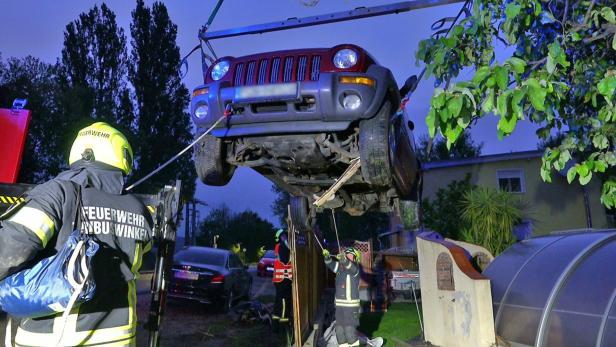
[{"x1": 0, "y1": 0, "x2": 539, "y2": 227}]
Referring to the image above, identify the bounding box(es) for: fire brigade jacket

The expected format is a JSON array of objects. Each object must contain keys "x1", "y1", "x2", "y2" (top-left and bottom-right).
[
  {"x1": 0, "y1": 164, "x2": 153, "y2": 347},
  {"x1": 273, "y1": 241, "x2": 292, "y2": 283},
  {"x1": 325, "y1": 256, "x2": 360, "y2": 307}
]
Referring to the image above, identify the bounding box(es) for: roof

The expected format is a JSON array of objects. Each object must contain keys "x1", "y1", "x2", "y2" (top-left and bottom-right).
[{"x1": 422, "y1": 150, "x2": 543, "y2": 171}]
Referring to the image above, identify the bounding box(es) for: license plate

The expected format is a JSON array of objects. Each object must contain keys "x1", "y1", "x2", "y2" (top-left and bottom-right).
[
  {"x1": 267, "y1": 267, "x2": 274, "y2": 271},
  {"x1": 174, "y1": 270, "x2": 199, "y2": 280},
  {"x1": 234, "y1": 83, "x2": 299, "y2": 103}
]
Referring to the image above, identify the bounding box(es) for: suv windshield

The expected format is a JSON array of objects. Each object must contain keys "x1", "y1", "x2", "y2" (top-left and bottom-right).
[{"x1": 175, "y1": 248, "x2": 226, "y2": 267}]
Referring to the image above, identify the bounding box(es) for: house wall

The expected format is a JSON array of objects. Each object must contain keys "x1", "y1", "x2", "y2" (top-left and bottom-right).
[{"x1": 423, "y1": 156, "x2": 608, "y2": 236}]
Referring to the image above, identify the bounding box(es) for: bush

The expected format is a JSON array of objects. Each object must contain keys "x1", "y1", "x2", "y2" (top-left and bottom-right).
[
  {"x1": 460, "y1": 188, "x2": 524, "y2": 256},
  {"x1": 422, "y1": 174, "x2": 474, "y2": 239}
]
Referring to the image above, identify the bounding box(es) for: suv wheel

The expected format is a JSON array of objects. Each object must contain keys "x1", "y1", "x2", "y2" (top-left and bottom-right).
[
  {"x1": 195, "y1": 134, "x2": 236, "y2": 186},
  {"x1": 359, "y1": 100, "x2": 393, "y2": 187},
  {"x1": 290, "y1": 196, "x2": 313, "y2": 232}
]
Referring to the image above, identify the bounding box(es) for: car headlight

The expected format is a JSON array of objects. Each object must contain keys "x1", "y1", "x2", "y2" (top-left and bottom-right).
[
  {"x1": 211, "y1": 60, "x2": 230, "y2": 81},
  {"x1": 194, "y1": 104, "x2": 209, "y2": 119},
  {"x1": 333, "y1": 49, "x2": 358, "y2": 69}
]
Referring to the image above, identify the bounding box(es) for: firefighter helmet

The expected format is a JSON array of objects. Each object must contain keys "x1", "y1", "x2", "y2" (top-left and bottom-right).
[
  {"x1": 69, "y1": 122, "x2": 133, "y2": 175},
  {"x1": 275, "y1": 229, "x2": 285, "y2": 242},
  {"x1": 344, "y1": 247, "x2": 360, "y2": 262}
]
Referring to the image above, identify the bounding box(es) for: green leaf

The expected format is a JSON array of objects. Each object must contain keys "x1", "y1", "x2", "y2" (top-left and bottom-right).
[
  {"x1": 547, "y1": 55, "x2": 556, "y2": 74},
  {"x1": 601, "y1": 7, "x2": 616, "y2": 24},
  {"x1": 426, "y1": 108, "x2": 438, "y2": 137},
  {"x1": 566, "y1": 166, "x2": 577, "y2": 184},
  {"x1": 579, "y1": 171, "x2": 592, "y2": 185},
  {"x1": 482, "y1": 88, "x2": 495, "y2": 113},
  {"x1": 577, "y1": 164, "x2": 590, "y2": 178},
  {"x1": 598, "y1": 76, "x2": 616, "y2": 97},
  {"x1": 505, "y1": 3, "x2": 522, "y2": 20},
  {"x1": 524, "y1": 78, "x2": 547, "y2": 111},
  {"x1": 559, "y1": 149, "x2": 572, "y2": 167},
  {"x1": 432, "y1": 89, "x2": 446, "y2": 108},
  {"x1": 595, "y1": 160, "x2": 607, "y2": 173},
  {"x1": 495, "y1": 67, "x2": 509, "y2": 90},
  {"x1": 547, "y1": 41, "x2": 570, "y2": 72},
  {"x1": 447, "y1": 95, "x2": 464, "y2": 118},
  {"x1": 540, "y1": 165, "x2": 552, "y2": 182},
  {"x1": 505, "y1": 57, "x2": 527, "y2": 74},
  {"x1": 613, "y1": 34, "x2": 616, "y2": 51},
  {"x1": 593, "y1": 134, "x2": 610, "y2": 149},
  {"x1": 605, "y1": 152, "x2": 616, "y2": 165},
  {"x1": 497, "y1": 91, "x2": 510, "y2": 116},
  {"x1": 473, "y1": 66, "x2": 491, "y2": 84},
  {"x1": 498, "y1": 113, "x2": 518, "y2": 135},
  {"x1": 511, "y1": 89, "x2": 525, "y2": 116}
]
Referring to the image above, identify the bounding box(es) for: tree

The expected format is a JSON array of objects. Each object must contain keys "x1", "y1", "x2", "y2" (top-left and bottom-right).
[
  {"x1": 461, "y1": 187, "x2": 524, "y2": 255},
  {"x1": 422, "y1": 174, "x2": 475, "y2": 240},
  {"x1": 271, "y1": 185, "x2": 290, "y2": 227},
  {"x1": 417, "y1": 131, "x2": 483, "y2": 162},
  {"x1": 58, "y1": 3, "x2": 132, "y2": 144},
  {"x1": 197, "y1": 205, "x2": 276, "y2": 262},
  {"x1": 416, "y1": 1, "x2": 616, "y2": 207},
  {"x1": 129, "y1": 0, "x2": 196, "y2": 198},
  {"x1": 0, "y1": 56, "x2": 64, "y2": 183}
]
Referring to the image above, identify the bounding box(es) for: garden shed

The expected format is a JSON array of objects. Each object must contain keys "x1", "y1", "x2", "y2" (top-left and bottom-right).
[{"x1": 483, "y1": 230, "x2": 616, "y2": 347}]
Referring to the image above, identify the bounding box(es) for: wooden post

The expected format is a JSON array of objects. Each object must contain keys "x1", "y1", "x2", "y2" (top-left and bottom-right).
[{"x1": 287, "y1": 205, "x2": 302, "y2": 346}]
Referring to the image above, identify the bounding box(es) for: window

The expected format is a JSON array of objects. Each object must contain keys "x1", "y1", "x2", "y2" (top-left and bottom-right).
[{"x1": 497, "y1": 169, "x2": 525, "y2": 193}]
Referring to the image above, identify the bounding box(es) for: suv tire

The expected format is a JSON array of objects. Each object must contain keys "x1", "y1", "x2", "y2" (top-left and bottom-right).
[
  {"x1": 290, "y1": 196, "x2": 312, "y2": 232},
  {"x1": 195, "y1": 134, "x2": 236, "y2": 186},
  {"x1": 359, "y1": 100, "x2": 393, "y2": 186}
]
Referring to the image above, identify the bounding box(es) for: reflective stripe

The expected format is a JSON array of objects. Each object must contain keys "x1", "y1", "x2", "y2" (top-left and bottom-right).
[
  {"x1": 349, "y1": 339, "x2": 360, "y2": 346},
  {"x1": 8, "y1": 206, "x2": 55, "y2": 247},
  {"x1": 15, "y1": 325, "x2": 135, "y2": 346},
  {"x1": 281, "y1": 298, "x2": 286, "y2": 319},
  {"x1": 335, "y1": 300, "x2": 361, "y2": 307},
  {"x1": 333, "y1": 262, "x2": 339, "y2": 273}
]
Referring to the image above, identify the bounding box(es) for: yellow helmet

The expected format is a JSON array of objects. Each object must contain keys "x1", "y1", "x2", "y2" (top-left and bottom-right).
[{"x1": 68, "y1": 122, "x2": 133, "y2": 175}]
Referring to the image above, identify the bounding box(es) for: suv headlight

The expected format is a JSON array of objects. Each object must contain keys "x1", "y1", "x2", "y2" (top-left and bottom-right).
[
  {"x1": 211, "y1": 60, "x2": 230, "y2": 81},
  {"x1": 333, "y1": 49, "x2": 358, "y2": 69},
  {"x1": 194, "y1": 104, "x2": 209, "y2": 119}
]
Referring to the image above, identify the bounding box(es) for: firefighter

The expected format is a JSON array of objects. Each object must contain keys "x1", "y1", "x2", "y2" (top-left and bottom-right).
[
  {"x1": 0, "y1": 122, "x2": 152, "y2": 347},
  {"x1": 323, "y1": 246, "x2": 362, "y2": 347},
  {"x1": 272, "y1": 228, "x2": 293, "y2": 333}
]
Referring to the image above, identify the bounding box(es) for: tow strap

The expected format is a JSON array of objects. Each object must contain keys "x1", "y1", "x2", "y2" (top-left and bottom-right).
[{"x1": 125, "y1": 114, "x2": 227, "y2": 191}]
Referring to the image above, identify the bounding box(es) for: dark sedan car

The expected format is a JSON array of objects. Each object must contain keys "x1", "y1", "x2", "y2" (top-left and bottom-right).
[
  {"x1": 168, "y1": 246, "x2": 252, "y2": 312},
  {"x1": 256, "y1": 250, "x2": 276, "y2": 277}
]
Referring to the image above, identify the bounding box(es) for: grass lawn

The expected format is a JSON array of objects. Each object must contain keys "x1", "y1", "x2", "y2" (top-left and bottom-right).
[{"x1": 359, "y1": 302, "x2": 422, "y2": 346}]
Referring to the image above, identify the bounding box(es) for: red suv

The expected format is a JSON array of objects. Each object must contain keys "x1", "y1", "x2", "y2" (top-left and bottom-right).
[{"x1": 191, "y1": 44, "x2": 420, "y2": 230}]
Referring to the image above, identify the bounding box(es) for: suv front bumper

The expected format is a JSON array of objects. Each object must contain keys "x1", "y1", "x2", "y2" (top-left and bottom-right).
[{"x1": 191, "y1": 65, "x2": 398, "y2": 137}]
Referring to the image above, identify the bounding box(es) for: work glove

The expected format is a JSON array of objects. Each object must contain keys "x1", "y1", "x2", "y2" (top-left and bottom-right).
[
  {"x1": 336, "y1": 253, "x2": 344, "y2": 260},
  {"x1": 322, "y1": 249, "x2": 330, "y2": 258}
]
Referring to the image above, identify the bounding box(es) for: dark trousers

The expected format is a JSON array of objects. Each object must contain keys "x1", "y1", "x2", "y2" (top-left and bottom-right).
[
  {"x1": 273, "y1": 279, "x2": 292, "y2": 332},
  {"x1": 335, "y1": 305, "x2": 360, "y2": 346}
]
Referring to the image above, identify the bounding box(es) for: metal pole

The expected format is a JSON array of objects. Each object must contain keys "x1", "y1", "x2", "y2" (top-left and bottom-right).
[{"x1": 200, "y1": 0, "x2": 465, "y2": 41}]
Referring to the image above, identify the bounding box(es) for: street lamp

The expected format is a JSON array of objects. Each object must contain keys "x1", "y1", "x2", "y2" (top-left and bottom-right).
[{"x1": 213, "y1": 234, "x2": 220, "y2": 248}]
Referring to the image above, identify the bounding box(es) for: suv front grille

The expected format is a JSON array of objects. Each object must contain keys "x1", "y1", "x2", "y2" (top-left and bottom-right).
[{"x1": 233, "y1": 54, "x2": 321, "y2": 86}]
